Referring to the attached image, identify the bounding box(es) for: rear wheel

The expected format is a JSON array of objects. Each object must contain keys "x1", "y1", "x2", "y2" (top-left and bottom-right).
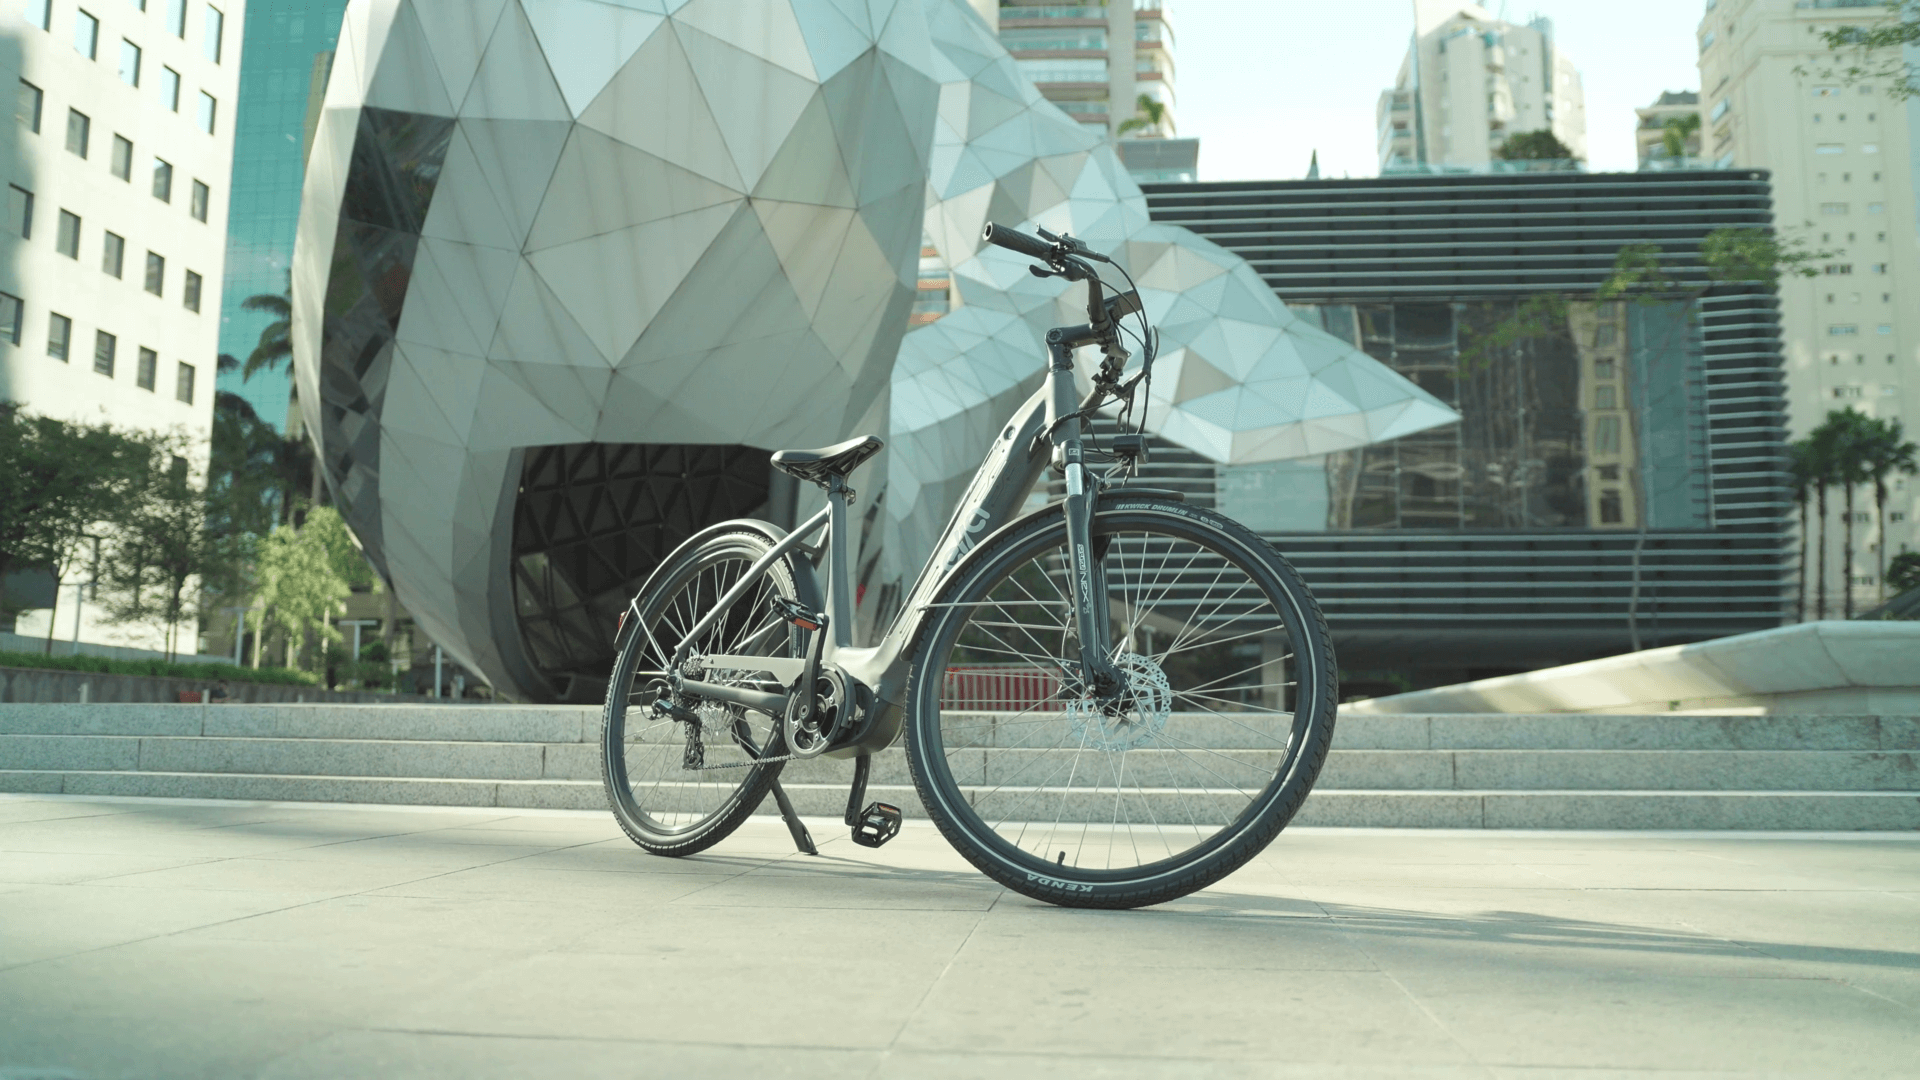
[
  {"x1": 904, "y1": 498, "x2": 1337, "y2": 908},
  {"x1": 601, "y1": 531, "x2": 806, "y2": 857}
]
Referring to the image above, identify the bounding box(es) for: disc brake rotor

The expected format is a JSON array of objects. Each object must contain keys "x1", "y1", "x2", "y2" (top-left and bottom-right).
[{"x1": 1066, "y1": 651, "x2": 1173, "y2": 752}]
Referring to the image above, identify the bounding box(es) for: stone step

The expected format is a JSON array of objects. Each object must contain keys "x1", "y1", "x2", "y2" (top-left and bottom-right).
[
  {"x1": 8, "y1": 734, "x2": 1918, "y2": 792},
  {"x1": 2, "y1": 706, "x2": 1914, "y2": 752},
  {"x1": 6, "y1": 770, "x2": 1918, "y2": 830}
]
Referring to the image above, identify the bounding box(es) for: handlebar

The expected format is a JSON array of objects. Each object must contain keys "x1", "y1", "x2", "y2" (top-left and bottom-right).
[{"x1": 981, "y1": 222, "x2": 1056, "y2": 262}]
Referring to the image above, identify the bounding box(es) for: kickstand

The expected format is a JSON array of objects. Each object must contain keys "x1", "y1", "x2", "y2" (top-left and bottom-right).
[{"x1": 769, "y1": 778, "x2": 817, "y2": 855}]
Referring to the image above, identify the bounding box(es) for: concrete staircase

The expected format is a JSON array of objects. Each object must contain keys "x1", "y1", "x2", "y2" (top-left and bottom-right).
[{"x1": 1, "y1": 704, "x2": 1916, "y2": 829}]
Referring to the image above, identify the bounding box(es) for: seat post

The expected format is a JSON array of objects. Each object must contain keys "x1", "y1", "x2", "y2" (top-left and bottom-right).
[{"x1": 826, "y1": 474, "x2": 854, "y2": 648}]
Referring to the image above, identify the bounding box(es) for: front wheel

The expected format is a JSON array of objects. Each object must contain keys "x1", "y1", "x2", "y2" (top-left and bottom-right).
[{"x1": 904, "y1": 497, "x2": 1337, "y2": 908}]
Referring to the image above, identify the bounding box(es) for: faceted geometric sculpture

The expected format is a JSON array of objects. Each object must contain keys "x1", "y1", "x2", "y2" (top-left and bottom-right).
[{"x1": 292, "y1": 0, "x2": 1455, "y2": 700}]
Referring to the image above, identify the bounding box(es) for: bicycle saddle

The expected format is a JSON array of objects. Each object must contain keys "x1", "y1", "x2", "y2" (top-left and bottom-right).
[{"x1": 771, "y1": 435, "x2": 884, "y2": 486}]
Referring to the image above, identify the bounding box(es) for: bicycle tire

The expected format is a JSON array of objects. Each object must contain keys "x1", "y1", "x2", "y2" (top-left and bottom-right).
[
  {"x1": 602, "y1": 529, "x2": 808, "y2": 857},
  {"x1": 903, "y1": 496, "x2": 1337, "y2": 908}
]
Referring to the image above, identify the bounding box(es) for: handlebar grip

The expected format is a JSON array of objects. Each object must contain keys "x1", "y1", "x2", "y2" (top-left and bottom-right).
[{"x1": 982, "y1": 222, "x2": 1056, "y2": 262}]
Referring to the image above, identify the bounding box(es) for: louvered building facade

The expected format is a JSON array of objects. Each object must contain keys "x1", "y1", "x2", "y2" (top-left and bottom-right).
[{"x1": 1140, "y1": 171, "x2": 1794, "y2": 688}]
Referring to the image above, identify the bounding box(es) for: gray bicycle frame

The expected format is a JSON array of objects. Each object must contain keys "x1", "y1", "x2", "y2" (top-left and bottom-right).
[{"x1": 663, "y1": 324, "x2": 1117, "y2": 758}]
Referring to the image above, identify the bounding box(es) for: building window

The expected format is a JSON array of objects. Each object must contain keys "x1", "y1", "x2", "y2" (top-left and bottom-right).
[
  {"x1": 6, "y1": 185, "x2": 30, "y2": 239},
  {"x1": 93, "y1": 330, "x2": 116, "y2": 377},
  {"x1": 1821, "y1": 202, "x2": 1849, "y2": 215},
  {"x1": 1833, "y1": 385, "x2": 1864, "y2": 399},
  {"x1": 160, "y1": 66, "x2": 180, "y2": 111},
  {"x1": 144, "y1": 251, "x2": 164, "y2": 295},
  {"x1": 166, "y1": 0, "x2": 184, "y2": 37},
  {"x1": 1825, "y1": 263, "x2": 1853, "y2": 275},
  {"x1": 190, "y1": 180, "x2": 209, "y2": 222},
  {"x1": 1829, "y1": 324, "x2": 1859, "y2": 336},
  {"x1": 1868, "y1": 202, "x2": 1885, "y2": 214},
  {"x1": 119, "y1": 39, "x2": 140, "y2": 86},
  {"x1": 1862, "y1": 143, "x2": 1879, "y2": 154},
  {"x1": 17, "y1": 79, "x2": 42, "y2": 133},
  {"x1": 1599, "y1": 490, "x2": 1623, "y2": 524},
  {"x1": 1593, "y1": 358, "x2": 1616, "y2": 381},
  {"x1": 1708, "y1": 97, "x2": 1728, "y2": 121},
  {"x1": 196, "y1": 91, "x2": 216, "y2": 134},
  {"x1": 1015, "y1": 58, "x2": 1109, "y2": 84},
  {"x1": 136, "y1": 346, "x2": 157, "y2": 391},
  {"x1": 1877, "y1": 324, "x2": 1893, "y2": 335},
  {"x1": 1592, "y1": 416, "x2": 1621, "y2": 455},
  {"x1": 152, "y1": 158, "x2": 173, "y2": 201},
  {"x1": 1815, "y1": 143, "x2": 1844, "y2": 154},
  {"x1": 183, "y1": 270, "x2": 202, "y2": 312},
  {"x1": 203, "y1": 5, "x2": 224, "y2": 63},
  {"x1": 1594, "y1": 385, "x2": 1617, "y2": 410},
  {"x1": 110, "y1": 134, "x2": 132, "y2": 180},
  {"x1": 0, "y1": 292, "x2": 21, "y2": 346},
  {"x1": 47, "y1": 313, "x2": 71, "y2": 360},
  {"x1": 55, "y1": 210, "x2": 80, "y2": 257},
  {"x1": 175, "y1": 361, "x2": 195, "y2": 403},
  {"x1": 25, "y1": 0, "x2": 50, "y2": 31},
  {"x1": 101, "y1": 230, "x2": 124, "y2": 277},
  {"x1": 65, "y1": 108, "x2": 89, "y2": 157},
  {"x1": 1594, "y1": 323, "x2": 1618, "y2": 347},
  {"x1": 74, "y1": 9, "x2": 99, "y2": 59}
]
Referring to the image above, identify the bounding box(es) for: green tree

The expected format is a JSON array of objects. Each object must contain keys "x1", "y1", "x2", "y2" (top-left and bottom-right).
[
  {"x1": 254, "y1": 506, "x2": 380, "y2": 674},
  {"x1": 1806, "y1": 409, "x2": 1877, "y2": 619},
  {"x1": 1859, "y1": 416, "x2": 1919, "y2": 604},
  {"x1": 241, "y1": 278, "x2": 293, "y2": 382},
  {"x1": 1889, "y1": 552, "x2": 1920, "y2": 595},
  {"x1": 1494, "y1": 129, "x2": 1576, "y2": 162},
  {"x1": 1804, "y1": 1, "x2": 1920, "y2": 102},
  {"x1": 211, "y1": 391, "x2": 314, "y2": 533},
  {"x1": 1660, "y1": 112, "x2": 1701, "y2": 159},
  {"x1": 96, "y1": 450, "x2": 253, "y2": 661},
  {"x1": 0, "y1": 405, "x2": 157, "y2": 652},
  {"x1": 1789, "y1": 439, "x2": 1822, "y2": 622},
  {"x1": 1116, "y1": 93, "x2": 1167, "y2": 136}
]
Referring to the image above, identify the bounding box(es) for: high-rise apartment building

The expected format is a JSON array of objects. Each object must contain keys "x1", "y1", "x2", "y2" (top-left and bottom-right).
[
  {"x1": 2, "y1": 0, "x2": 242, "y2": 653},
  {"x1": 1636, "y1": 90, "x2": 1703, "y2": 168},
  {"x1": 216, "y1": 0, "x2": 346, "y2": 429},
  {"x1": 1697, "y1": 0, "x2": 1918, "y2": 602},
  {"x1": 996, "y1": 0, "x2": 1175, "y2": 138},
  {"x1": 1378, "y1": 2, "x2": 1586, "y2": 172}
]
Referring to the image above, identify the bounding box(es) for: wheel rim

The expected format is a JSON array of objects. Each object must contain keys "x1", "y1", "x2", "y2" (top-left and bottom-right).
[
  {"x1": 608, "y1": 541, "x2": 796, "y2": 837},
  {"x1": 918, "y1": 511, "x2": 1319, "y2": 879}
]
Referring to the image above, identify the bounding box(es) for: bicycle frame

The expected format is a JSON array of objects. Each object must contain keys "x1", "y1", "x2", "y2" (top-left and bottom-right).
[{"x1": 634, "y1": 326, "x2": 1120, "y2": 758}]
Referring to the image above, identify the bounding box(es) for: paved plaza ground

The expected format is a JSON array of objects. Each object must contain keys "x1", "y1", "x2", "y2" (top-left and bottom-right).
[{"x1": 0, "y1": 794, "x2": 1915, "y2": 1078}]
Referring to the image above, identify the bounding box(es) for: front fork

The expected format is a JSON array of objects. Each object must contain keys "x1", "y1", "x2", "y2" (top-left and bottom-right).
[{"x1": 1046, "y1": 334, "x2": 1121, "y2": 697}]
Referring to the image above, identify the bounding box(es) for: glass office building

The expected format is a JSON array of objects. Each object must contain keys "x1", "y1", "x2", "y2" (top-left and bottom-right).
[
  {"x1": 1143, "y1": 171, "x2": 1793, "y2": 688},
  {"x1": 216, "y1": 0, "x2": 350, "y2": 428}
]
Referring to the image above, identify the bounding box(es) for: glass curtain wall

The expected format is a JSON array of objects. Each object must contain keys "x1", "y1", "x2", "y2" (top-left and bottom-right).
[
  {"x1": 216, "y1": 0, "x2": 351, "y2": 429},
  {"x1": 1224, "y1": 299, "x2": 1707, "y2": 533}
]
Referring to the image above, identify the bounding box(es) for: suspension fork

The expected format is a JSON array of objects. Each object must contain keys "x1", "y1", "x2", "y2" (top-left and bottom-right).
[{"x1": 1045, "y1": 331, "x2": 1121, "y2": 695}]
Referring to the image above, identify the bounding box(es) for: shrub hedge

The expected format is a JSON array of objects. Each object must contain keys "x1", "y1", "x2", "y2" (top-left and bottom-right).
[{"x1": 0, "y1": 650, "x2": 318, "y2": 686}]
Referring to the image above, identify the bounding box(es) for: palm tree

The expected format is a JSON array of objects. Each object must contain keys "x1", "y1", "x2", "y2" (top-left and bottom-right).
[
  {"x1": 1812, "y1": 409, "x2": 1875, "y2": 619},
  {"x1": 241, "y1": 276, "x2": 292, "y2": 382},
  {"x1": 1789, "y1": 438, "x2": 1820, "y2": 621},
  {"x1": 1661, "y1": 113, "x2": 1701, "y2": 160},
  {"x1": 1116, "y1": 93, "x2": 1167, "y2": 137},
  {"x1": 1862, "y1": 416, "x2": 1919, "y2": 604}
]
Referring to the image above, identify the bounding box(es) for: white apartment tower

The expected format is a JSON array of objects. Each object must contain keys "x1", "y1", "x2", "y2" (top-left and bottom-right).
[
  {"x1": 1378, "y1": 2, "x2": 1587, "y2": 172},
  {"x1": 2, "y1": 0, "x2": 241, "y2": 653},
  {"x1": 1696, "y1": 0, "x2": 1918, "y2": 603}
]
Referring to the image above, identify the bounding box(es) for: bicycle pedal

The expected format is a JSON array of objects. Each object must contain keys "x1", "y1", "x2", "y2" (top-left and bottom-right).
[{"x1": 850, "y1": 802, "x2": 902, "y2": 848}]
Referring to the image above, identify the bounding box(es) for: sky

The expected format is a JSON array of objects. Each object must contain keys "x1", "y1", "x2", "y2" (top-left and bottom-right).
[{"x1": 1173, "y1": 1, "x2": 1709, "y2": 181}]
